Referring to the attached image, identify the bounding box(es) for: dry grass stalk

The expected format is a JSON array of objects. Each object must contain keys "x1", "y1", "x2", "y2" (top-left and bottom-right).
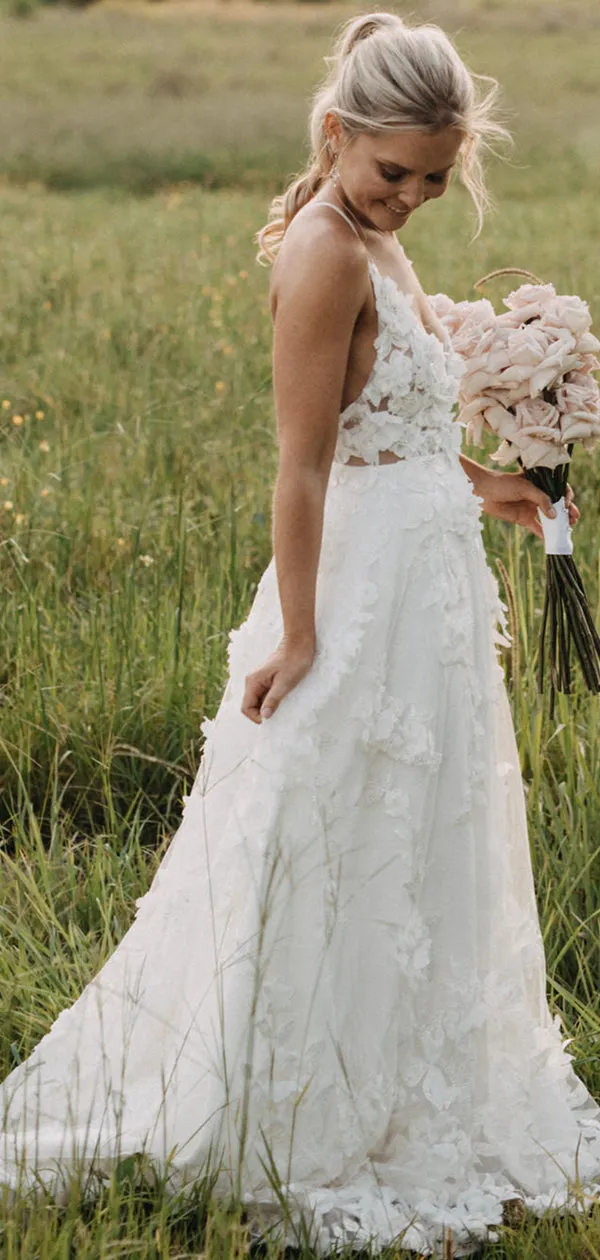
[{"x1": 442, "y1": 1225, "x2": 454, "y2": 1259}]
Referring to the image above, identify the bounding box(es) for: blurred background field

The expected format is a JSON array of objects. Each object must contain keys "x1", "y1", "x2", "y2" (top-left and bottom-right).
[
  {"x1": 0, "y1": 0, "x2": 599, "y2": 191},
  {"x1": 1, "y1": 1, "x2": 600, "y2": 1256}
]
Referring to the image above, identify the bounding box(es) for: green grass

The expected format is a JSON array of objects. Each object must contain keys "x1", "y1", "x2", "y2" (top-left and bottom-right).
[
  {"x1": 1, "y1": 0, "x2": 600, "y2": 1255},
  {"x1": 0, "y1": 184, "x2": 275, "y2": 838}
]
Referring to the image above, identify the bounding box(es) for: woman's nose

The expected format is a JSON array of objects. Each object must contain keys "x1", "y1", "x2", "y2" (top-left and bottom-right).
[{"x1": 402, "y1": 179, "x2": 426, "y2": 210}]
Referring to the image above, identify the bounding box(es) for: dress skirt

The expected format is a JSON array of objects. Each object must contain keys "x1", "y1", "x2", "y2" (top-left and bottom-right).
[{"x1": 2, "y1": 448, "x2": 600, "y2": 1256}]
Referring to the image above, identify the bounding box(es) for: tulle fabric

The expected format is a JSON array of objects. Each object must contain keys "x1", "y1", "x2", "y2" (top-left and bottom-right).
[{"x1": 3, "y1": 262, "x2": 600, "y2": 1256}]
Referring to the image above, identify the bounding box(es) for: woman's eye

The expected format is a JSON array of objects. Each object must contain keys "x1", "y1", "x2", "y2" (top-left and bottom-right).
[{"x1": 380, "y1": 168, "x2": 448, "y2": 184}]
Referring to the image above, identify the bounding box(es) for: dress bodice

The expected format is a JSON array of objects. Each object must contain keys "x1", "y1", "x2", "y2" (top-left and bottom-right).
[{"x1": 335, "y1": 260, "x2": 465, "y2": 466}]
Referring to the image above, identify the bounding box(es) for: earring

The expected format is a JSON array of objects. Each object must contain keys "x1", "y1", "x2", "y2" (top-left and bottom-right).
[{"x1": 329, "y1": 148, "x2": 341, "y2": 188}]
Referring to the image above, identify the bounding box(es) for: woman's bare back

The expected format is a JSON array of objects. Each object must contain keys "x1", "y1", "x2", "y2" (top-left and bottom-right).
[{"x1": 269, "y1": 199, "x2": 445, "y2": 465}]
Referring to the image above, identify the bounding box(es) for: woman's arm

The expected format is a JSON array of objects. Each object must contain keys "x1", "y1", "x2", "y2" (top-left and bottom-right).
[{"x1": 241, "y1": 222, "x2": 367, "y2": 724}]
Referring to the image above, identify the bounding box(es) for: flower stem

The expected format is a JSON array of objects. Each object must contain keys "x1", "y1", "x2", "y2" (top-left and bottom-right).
[{"x1": 523, "y1": 461, "x2": 600, "y2": 698}]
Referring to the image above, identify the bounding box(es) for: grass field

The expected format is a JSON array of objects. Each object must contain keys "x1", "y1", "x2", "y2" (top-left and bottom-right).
[{"x1": 1, "y1": 0, "x2": 600, "y2": 1256}]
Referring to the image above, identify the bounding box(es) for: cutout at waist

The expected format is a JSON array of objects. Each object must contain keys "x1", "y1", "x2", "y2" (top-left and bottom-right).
[{"x1": 344, "y1": 450, "x2": 405, "y2": 467}]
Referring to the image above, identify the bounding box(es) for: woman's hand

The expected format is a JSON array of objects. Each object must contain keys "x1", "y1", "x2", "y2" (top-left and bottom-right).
[
  {"x1": 462, "y1": 460, "x2": 580, "y2": 540},
  {"x1": 241, "y1": 639, "x2": 316, "y2": 724}
]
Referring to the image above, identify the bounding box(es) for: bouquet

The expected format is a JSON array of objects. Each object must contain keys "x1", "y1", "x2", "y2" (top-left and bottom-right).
[{"x1": 431, "y1": 270, "x2": 600, "y2": 706}]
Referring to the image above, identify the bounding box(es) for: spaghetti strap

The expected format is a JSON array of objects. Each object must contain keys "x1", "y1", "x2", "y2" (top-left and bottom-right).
[
  {"x1": 308, "y1": 200, "x2": 362, "y2": 240},
  {"x1": 310, "y1": 200, "x2": 416, "y2": 273}
]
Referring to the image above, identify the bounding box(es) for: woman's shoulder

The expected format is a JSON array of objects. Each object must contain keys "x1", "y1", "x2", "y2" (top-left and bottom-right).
[{"x1": 270, "y1": 200, "x2": 369, "y2": 322}]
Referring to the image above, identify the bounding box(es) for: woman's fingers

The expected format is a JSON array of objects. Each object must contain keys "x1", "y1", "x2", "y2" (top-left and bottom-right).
[
  {"x1": 240, "y1": 647, "x2": 315, "y2": 724},
  {"x1": 259, "y1": 679, "x2": 287, "y2": 720},
  {"x1": 528, "y1": 514, "x2": 545, "y2": 540},
  {"x1": 565, "y1": 482, "x2": 580, "y2": 526},
  {"x1": 531, "y1": 485, "x2": 556, "y2": 520},
  {"x1": 521, "y1": 500, "x2": 545, "y2": 539},
  {"x1": 525, "y1": 479, "x2": 579, "y2": 536},
  {"x1": 489, "y1": 473, "x2": 579, "y2": 539},
  {"x1": 242, "y1": 670, "x2": 298, "y2": 723},
  {"x1": 241, "y1": 670, "x2": 270, "y2": 725}
]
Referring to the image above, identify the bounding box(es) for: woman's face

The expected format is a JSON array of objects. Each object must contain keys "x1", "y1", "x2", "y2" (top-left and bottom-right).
[{"x1": 325, "y1": 118, "x2": 465, "y2": 233}]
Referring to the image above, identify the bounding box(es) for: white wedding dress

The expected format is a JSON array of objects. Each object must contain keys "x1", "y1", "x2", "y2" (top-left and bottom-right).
[{"x1": 3, "y1": 204, "x2": 600, "y2": 1257}]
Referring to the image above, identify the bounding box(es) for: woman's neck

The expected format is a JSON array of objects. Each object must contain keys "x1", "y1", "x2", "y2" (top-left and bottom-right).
[{"x1": 320, "y1": 179, "x2": 394, "y2": 241}]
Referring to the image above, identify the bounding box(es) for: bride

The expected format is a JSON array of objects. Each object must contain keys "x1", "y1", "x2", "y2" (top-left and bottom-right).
[{"x1": 2, "y1": 11, "x2": 600, "y2": 1258}]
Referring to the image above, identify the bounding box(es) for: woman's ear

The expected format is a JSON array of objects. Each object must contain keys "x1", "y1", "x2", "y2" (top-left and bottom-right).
[{"x1": 323, "y1": 110, "x2": 343, "y2": 153}]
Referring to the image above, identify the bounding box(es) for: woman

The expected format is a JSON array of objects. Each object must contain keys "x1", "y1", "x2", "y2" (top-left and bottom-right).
[{"x1": 2, "y1": 12, "x2": 600, "y2": 1257}]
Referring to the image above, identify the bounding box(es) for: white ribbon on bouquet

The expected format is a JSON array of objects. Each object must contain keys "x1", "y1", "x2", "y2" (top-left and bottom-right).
[{"x1": 538, "y1": 496, "x2": 573, "y2": 556}]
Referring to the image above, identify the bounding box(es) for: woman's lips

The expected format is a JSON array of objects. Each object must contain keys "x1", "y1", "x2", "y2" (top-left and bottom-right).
[{"x1": 383, "y1": 202, "x2": 409, "y2": 218}]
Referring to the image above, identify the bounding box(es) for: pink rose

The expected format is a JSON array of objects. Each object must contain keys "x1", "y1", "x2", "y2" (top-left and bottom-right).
[
  {"x1": 528, "y1": 328, "x2": 578, "y2": 395},
  {"x1": 506, "y1": 325, "x2": 549, "y2": 368},
  {"x1": 459, "y1": 396, "x2": 489, "y2": 425},
  {"x1": 428, "y1": 293, "x2": 463, "y2": 335},
  {"x1": 556, "y1": 371, "x2": 600, "y2": 422},
  {"x1": 496, "y1": 362, "x2": 540, "y2": 386},
  {"x1": 574, "y1": 331, "x2": 600, "y2": 355},
  {"x1": 449, "y1": 300, "x2": 497, "y2": 357},
  {"x1": 515, "y1": 436, "x2": 570, "y2": 470},
  {"x1": 541, "y1": 294, "x2": 593, "y2": 338},
  {"x1": 462, "y1": 409, "x2": 487, "y2": 445},
  {"x1": 491, "y1": 432, "x2": 569, "y2": 470},
  {"x1": 561, "y1": 420, "x2": 600, "y2": 441},
  {"x1": 496, "y1": 308, "x2": 533, "y2": 330},
  {"x1": 515, "y1": 397, "x2": 562, "y2": 433},
  {"x1": 503, "y1": 283, "x2": 557, "y2": 322},
  {"x1": 460, "y1": 368, "x2": 499, "y2": 401},
  {"x1": 483, "y1": 402, "x2": 520, "y2": 438},
  {"x1": 578, "y1": 353, "x2": 600, "y2": 374},
  {"x1": 555, "y1": 372, "x2": 600, "y2": 445}
]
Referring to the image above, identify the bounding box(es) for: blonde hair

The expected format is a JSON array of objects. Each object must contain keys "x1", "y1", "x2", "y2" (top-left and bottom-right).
[{"x1": 256, "y1": 12, "x2": 510, "y2": 262}]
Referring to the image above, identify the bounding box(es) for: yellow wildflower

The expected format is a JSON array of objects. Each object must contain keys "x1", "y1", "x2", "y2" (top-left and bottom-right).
[
  {"x1": 12, "y1": 414, "x2": 24, "y2": 426},
  {"x1": 35, "y1": 410, "x2": 45, "y2": 420},
  {"x1": 39, "y1": 440, "x2": 50, "y2": 453},
  {"x1": 117, "y1": 537, "x2": 126, "y2": 547},
  {"x1": 2, "y1": 400, "x2": 10, "y2": 409},
  {"x1": 15, "y1": 513, "x2": 25, "y2": 525},
  {"x1": 40, "y1": 488, "x2": 50, "y2": 497},
  {"x1": 3, "y1": 500, "x2": 13, "y2": 511},
  {"x1": 0, "y1": 477, "x2": 8, "y2": 487},
  {"x1": 215, "y1": 381, "x2": 226, "y2": 394}
]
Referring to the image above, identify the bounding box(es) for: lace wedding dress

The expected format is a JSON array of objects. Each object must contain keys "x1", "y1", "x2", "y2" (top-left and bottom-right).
[{"x1": 3, "y1": 204, "x2": 600, "y2": 1257}]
